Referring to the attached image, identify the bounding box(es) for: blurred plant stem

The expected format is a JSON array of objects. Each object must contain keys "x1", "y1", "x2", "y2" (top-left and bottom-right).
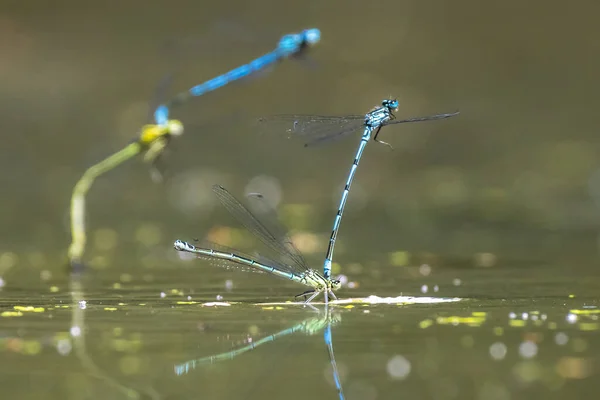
[
  {"x1": 68, "y1": 121, "x2": 183, "y2": 268},
  {"x1": 70, "y1": 275, "x2": 161, "y2": 399}
]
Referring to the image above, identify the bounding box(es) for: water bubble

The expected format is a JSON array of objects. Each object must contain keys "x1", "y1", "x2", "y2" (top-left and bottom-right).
[
  {"x1": 216, "y1": 294, "x2": 224, "y2": 301},
  {"x1": 489, "y1": 342, "x2": 507, "y2": 361},
  {"x1": 508, "y1": 312, "x2": 516, "y2": 319},
  {"x1": 78, "y1": 300, "x2": 87, "y2": 310},
  {"x1": 519, "y1": 341, "x2": 538, "y2": 359},
  {"x1": 225, "y1": 280, "x2": 233, "y2": 291},
  {"x1": 555, "y1": 332, "x2": 569, "y2": 346},
  {"x1": 168, "y1": 169, "x2": 224, "y2": 216},
  {"x1": 452, "y1": 278, "x2": 462, "y2": 286},
  {"x1": 461, "y1": 335, "x2": 475, "y2": 348},
  {"x1": 474, "y1": 252, "x2": 497, "y2": 268},
  {"x1": 40, "y1": 270, "x2": 52, "y2": 281},
  {"x1": 387, "y1": 355, "x2": 411, "y2": 380},
  {"x1": 56, "y1": 339, "x2": 72, "y2": 356},
  {"x1": 244, "y1": 175, "x2": 282, "y2": 209},
  {"x1": 0, "y1": 252, "x2": 18, "y2": 270},
  {"x1": 421, "y1": 285, "x2": 428, "y2": 294},
  {"x1": 93, "y1": 228, "x2": 118, "y2": 251},
  {"x1": 70, "y1": 326, "x2": 81, "y2": 337},
  {"x1": 566, "y1": 313, "x2": 578, "y2": 324},
  {"x1": 134, "y1": 223, "x2": 162, "y2": 246},
  {"x1": 572, "y1": 338, "x2": 588, "y2": 352},
  {"x1": 419, "y1": 264, "x2": 431, "y2": 276},
  {"x1": 433, "y1": 285, "x2": 439, "y2": 292}
]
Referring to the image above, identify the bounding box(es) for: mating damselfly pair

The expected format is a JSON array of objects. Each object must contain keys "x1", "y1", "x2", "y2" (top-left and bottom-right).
[
  {"x1": 175, "y1": 98, "x2": 459, "y2": 304},
  {"x1": 175, "y1": 184, "x2": 342, "y2": 304}
]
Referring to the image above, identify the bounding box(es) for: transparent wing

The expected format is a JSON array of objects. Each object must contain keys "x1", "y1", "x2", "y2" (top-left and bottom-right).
[
  {"x1": 245, "y1": 192, "x2": 308, "y2": 270},
  {"x1": 302, "y1": 123, "x2": 367, "y2": 147},
  {"x1": 256, "y1": 114, "x2": 364, "y2": 147},
  {"x1": 212, "y1": 185, "x2": 309, "y2": 274},
  {"x1": 383, "y1": 110, "x2": 460, "y2": 126}
]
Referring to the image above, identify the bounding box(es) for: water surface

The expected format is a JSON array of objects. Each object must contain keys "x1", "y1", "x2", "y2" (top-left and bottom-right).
[{"x1": 1, "y1": 266, "x2": 598, "y2": 400}]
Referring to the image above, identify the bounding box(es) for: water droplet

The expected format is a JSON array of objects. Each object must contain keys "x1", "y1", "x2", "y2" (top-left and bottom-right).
[
  {"x1": 387, "y1": 355, "x2": 411, "y2": 380},
  {"x1": 519, "y1": 340, "x2": 538, "y2": 359},
  {"x1": 70, "y1": 326, "x2": 81, "y2": 337},
  {"x1": 489, "y1": 342, "x2": 507, "y2": 360},
  {"x1": 555, "y1": 332, "x2": 569, "y2": 346}
]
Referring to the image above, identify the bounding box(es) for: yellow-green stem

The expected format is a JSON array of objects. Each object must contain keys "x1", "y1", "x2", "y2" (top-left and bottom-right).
[{"x1": 68, "y1": 143, "x2": 142, "y2": 266}]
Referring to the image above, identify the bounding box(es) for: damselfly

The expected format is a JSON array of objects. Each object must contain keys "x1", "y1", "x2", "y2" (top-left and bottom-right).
[
  {"x1": 258, "y1": 99, "x2": 459, "y2": 278},
  {"x1": 174, "y1": 184, "x2": 341, "y2": 304},
  {"x1": 154, "y1": 28, "x2": 321, "y2": 125}
]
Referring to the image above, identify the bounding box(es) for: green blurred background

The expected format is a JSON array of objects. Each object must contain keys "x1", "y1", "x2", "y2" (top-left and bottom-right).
[
  {"x1": 2, "y1": 2, "x2": 600, "y2": 400},
  {"x1": 3, "y1": 1, "x2": 600, "y2": 277}
]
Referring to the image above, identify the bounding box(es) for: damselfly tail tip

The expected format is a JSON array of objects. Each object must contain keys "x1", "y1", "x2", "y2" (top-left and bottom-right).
[
  {"x1": 439, "y1": 110, "x2": 460, "y2": 120},
  {"x1": 174, "y1": 239, "x2": 192, "y2": 252}
]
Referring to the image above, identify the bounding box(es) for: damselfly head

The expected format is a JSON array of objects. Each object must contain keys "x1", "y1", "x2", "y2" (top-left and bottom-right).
[
  {"x1": 330, "y1": 279, "x2": 342, "y2": 291},
  {"x1": 302, "y1": 28, "x2": 321, "y2": 46},
  {"x1": 278, "y1": 28, "x2": 321, "y2": 57},
  {"x1": 382, "y1": 99, "x2": 399, "y2": 111}
]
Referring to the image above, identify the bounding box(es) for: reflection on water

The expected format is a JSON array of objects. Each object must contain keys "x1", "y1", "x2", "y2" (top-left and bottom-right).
[
  {"x1": 1, "y1": 268, "x2": 599, "y2": 400},
  {"x1": 175, "y1": 305, "x2": 345, "y2": 400}
]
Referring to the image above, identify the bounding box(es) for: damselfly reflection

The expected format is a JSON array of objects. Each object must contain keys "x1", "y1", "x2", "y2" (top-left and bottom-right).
[{"x1": 175, "y1": 306, "x2": 344, "y2": 400}]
